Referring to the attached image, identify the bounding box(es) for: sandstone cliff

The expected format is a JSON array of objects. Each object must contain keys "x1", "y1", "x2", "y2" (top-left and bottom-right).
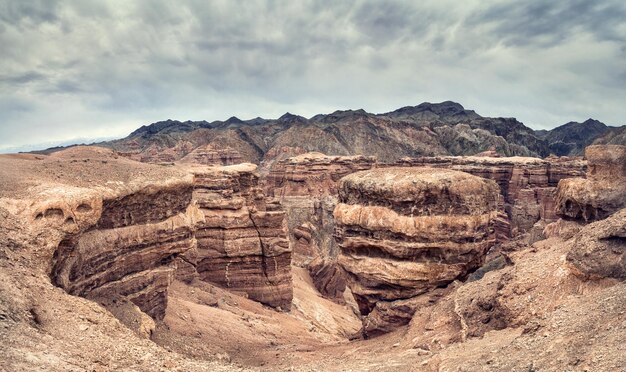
[
  {"x1": 1, "y1": 148, "x2": 292, "y2": 324},
  {"x1": 334, "y1": 167, "x2": 500, "y2": 334},
  {"x1": 185, "y1": 163, "x2": 293, "y2": 310}
]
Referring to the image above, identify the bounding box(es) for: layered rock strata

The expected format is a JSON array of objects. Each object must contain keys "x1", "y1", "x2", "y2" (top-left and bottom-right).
[
  {"x1": 263, "y1": 153, "x2": 376, "y2": 299},
  {"x1": 46, "y1": 158, "x2": 292, "y2": 320},
  {"x1": 334, "y1": 168, "x2": 500, "y2": 326},
  {"x1": 556, "y1": 145, "x2": 626, "y2": 222},
  {"x1": 50, "y1": 181, "x2": 197, "y2": 320},
  {"x1": 186, "y1": 164, "x2": 293, "y2": 310},
  {"x1": 395, "y1": 155, "x2": 586, "y2": 234},
  {"x1": 265, "y1": 152, "x2": 377, "y2": 198}
]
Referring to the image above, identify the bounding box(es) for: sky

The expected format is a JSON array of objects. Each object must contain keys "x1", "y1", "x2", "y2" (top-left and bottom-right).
[{"x1": 1, "y1": 0, "x2": 625, "y2": 152}]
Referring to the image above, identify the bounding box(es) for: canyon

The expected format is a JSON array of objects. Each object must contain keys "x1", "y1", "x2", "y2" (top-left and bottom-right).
[{"x1": 1, "y1": 139, "x2": 625, "y2": 370}]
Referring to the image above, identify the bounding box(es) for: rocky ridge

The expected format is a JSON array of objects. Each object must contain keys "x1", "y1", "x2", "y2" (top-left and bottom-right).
[{"x1": 87, "y1": 101, "x2": 623, "y2": 165}]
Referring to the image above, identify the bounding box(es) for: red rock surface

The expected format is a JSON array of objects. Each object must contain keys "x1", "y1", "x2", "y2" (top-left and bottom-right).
[
  {"x1": 179, "y1": 144, "x2": 244, "y2": 166},
  {"x1": 264, "y1": 152, "x2": 376, "y2": 198},
  {"x1": 187, "y1": 163, "x2": 293, "y2": 310},
  {"x1": 262, "y1": 153, "x2": 376, "y2": 300}
]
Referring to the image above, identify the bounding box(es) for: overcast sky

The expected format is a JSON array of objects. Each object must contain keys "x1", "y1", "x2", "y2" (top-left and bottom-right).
[{"x1": 1, "y1": 0, "x2": 625, "y2": 152}]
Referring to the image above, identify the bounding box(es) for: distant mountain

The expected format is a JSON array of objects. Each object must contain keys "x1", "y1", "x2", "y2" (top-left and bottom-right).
[
  {"x1": 538, "y1": 119, "x2": 612, "y2": 156},
  {"x1": 592, "y1": 125, "x2": 626, "y2": 147},
  {"x1": 39, "y1": 101, "x2": 625, "y2": 164}
]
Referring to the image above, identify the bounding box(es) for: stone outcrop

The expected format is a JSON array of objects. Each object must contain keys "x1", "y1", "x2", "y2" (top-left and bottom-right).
[
  {"x1": 185, "y1": 164, "x2": 293, "y2": 310},
  {"x1": 556, "y1": 145, "x2": 626, "y2": 222},
  {"x1": 566, "y1": 208, "x2": 626, "y2": 280},
  {"x1": 395, "y1": 155, "x2": 586, "y2": 234},
  {"x1": 50, "y1": 180, "x2": 198, "y2": 320},
  {"x1": 334, "y1": 167, "x2": 500, "y2": 333},
  {"x1": 41, "y1": 155, "x2": 292, "y2": 321}
]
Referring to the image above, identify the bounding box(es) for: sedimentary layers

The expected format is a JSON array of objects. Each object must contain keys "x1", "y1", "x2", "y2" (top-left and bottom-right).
[
  {"x1": 334, "y1": 167, "x2": 500, "y2": 325},
  {"x1": 179, "y1": 144, "x2": 244, "y2": 166},
  {"x1": 556, "y1": 145, "x2": 626, "y2": 222},
  {"x1": 263, "y1": 153, "x2": 376, "y2": 299},
  {"x1": 188, "y1": 163, "x2": 293, "y2": 310},
  {"x1": 50, "y1": 181, "x2": 197, "y2": 320},
  {"x1": 395, "y1": 155, "x2": 586, "y2": 234},
  {"x1": 265, "y1": 152, "x2": 376, "y2": 198},
  {"x1": 47, "y1": 158, "x2": 292, "y2": 321}
]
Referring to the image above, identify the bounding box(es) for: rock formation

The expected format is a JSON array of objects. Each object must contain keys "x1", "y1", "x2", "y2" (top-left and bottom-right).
[
  {"x1": 334, "y1": 167, "x2": 500, "y2": 333},
  {"x1": 264, "y1": 152, "x2": 377, "y2": 198},
  {"x1": 556, "y1": 145, "x2": 626, "y2": 221},
  {"x1": 395, "y1": 155, "x2": 586, "y2": 235},
  {"x1": 566, "y1": 208, "x2": 626, "y2": 280},
  {"x1": 263, "y1": 153, "x2": 376, "y2": 300},
  {"x1": 49, "y1": 180, "x2": 197, "y2": 320},
  {"x1": 13, "y1": 149, "x2": 293, "y2": 322},
  {"x1": 185, "y1": 163, "x2": 293, "y2": 310}
]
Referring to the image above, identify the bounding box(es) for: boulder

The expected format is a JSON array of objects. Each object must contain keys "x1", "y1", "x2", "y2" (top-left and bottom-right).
[{"x1": 567, "y1": 208, "x2": 626, "y2": 280}]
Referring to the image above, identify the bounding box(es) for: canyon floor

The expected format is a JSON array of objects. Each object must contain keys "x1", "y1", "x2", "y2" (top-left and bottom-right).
[{"x1": 1, "y1": 148, "x2": 624, "y2": 371}]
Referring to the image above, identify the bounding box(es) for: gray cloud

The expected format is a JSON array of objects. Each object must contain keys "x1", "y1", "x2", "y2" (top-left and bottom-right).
[{"x1": 0, "y1": 0, "x2": 625, "y2": 151}]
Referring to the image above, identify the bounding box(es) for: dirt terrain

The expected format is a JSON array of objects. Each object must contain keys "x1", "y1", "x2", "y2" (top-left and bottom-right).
[{"x1": 1, "y1": 146, "x2": 624, "y2": 371}]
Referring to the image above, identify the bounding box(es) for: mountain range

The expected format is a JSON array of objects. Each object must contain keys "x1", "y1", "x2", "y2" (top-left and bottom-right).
[{"x1": 39, "y1": 101, "x2": 625, "y2": 163}]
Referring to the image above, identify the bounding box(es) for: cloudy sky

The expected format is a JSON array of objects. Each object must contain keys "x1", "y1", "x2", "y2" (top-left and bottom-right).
[{"x1": 1, "y1": 0, "x2": 625, "y2": 152}]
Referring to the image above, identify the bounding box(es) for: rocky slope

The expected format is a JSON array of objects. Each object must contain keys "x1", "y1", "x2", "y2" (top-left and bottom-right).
[{"x1": 593, "y1": 125, "x2": 626, "y2": 147}]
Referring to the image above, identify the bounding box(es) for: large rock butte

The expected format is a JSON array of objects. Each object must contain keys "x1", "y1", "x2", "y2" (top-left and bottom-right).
[
  {"x1": 556, "y1": 145, "x2": 626, "y2": 222},
  {"x1": 334, "y1": 167, "x2": 500, "y2": 332}
]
